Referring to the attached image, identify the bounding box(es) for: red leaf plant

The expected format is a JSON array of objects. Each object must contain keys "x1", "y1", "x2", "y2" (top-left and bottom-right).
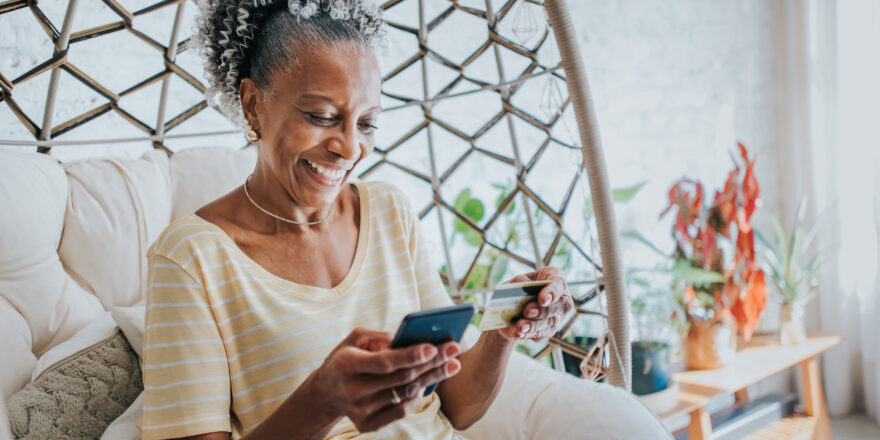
[{"x1": 661, "y1": 143, "x2": 768, "y2": 340}]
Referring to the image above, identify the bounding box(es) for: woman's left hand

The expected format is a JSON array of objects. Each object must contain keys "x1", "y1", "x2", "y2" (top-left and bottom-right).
[{"x1": 496, "y1": 266, "x2": 574, "y2": 342}]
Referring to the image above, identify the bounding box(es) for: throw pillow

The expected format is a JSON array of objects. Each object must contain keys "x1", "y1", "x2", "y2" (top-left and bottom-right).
[{"x1": 6, "y1": 330, "x2": 143, "y2": 439}]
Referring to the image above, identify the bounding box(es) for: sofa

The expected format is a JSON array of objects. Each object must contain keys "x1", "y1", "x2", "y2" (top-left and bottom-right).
[{"x1": 0, "y1": 146, "x2": 669, "y2": 439}]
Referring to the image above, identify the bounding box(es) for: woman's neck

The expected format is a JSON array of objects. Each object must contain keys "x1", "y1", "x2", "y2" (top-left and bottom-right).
[{"x1": 245, "y1": 170, "x2": 338, "y2": 229}]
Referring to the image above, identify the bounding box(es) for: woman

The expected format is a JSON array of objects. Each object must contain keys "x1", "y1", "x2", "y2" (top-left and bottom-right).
[{"x1": 142, "y1": 1, "x2": 573, "y2": 439}]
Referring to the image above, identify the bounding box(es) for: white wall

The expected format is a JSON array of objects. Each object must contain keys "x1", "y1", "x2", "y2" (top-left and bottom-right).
[{"x1": 565, "y1": 0, "x2": 783, "y2": 259}]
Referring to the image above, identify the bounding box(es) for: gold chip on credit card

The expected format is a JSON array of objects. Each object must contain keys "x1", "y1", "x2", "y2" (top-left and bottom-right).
[{"x1": 478, "y1": 280, "x2": 552, "y2": 331}]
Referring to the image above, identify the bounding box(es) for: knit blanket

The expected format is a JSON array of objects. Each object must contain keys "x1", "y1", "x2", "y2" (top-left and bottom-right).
[{"x1": 7, "y1": 330, "x2": 143, "y2": 439}]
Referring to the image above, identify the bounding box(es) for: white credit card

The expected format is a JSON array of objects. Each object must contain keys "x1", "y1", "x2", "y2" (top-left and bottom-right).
[{"x1": 478, "y1": 280, "x2": 551, "y2": 331}]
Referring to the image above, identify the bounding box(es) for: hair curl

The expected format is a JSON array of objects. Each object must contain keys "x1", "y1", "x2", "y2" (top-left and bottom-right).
[{"x1": 192, "y1": 0, "x2": 384, "y2": 125}]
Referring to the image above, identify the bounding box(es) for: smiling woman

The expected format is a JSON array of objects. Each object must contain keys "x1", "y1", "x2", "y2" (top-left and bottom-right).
[{"x1": 141, "y1": 1, "x2": 576, "y2": 440}]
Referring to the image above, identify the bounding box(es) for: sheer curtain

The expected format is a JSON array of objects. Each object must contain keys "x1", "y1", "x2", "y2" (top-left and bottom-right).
[{"x1": 785, "y1": 0, "x2": 880, "y2": 425}]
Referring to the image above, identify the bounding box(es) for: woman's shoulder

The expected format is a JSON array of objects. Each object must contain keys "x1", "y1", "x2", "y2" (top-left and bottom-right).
[
  {"x1": 358, "y1": 180, "x2": 415, "y2": 217},
  {"x1": 148, "y1": 213, "x2": 227, "y2": 264}
]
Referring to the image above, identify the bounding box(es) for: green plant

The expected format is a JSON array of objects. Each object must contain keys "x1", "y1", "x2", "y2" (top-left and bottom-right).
[
  {"x1": 583, "y1": 181, "x2": 647, "y2": 221},
  {"x1": 583, "y1": 180, "x2": 693, "y2": 348},
  {"x1": 624, "y1": 233, "x2": 726, "y2": 339},
  {"x1": 442, "y1": 184, "x2": 520, "y2": 327},
  {"x1": 628, "y1": 288, "x2": 679, "y2": 350},
  {"x1": 444, "y1": 184, "x2": 518, "y2": 291},
  {"x1": 755, "y1": 198, "x2": 822, "y2": 306}
]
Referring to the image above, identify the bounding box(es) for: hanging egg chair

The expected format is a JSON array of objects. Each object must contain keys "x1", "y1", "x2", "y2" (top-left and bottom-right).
[{"x1": 0, "y1": 0, "x2": 631, "y2": 390}]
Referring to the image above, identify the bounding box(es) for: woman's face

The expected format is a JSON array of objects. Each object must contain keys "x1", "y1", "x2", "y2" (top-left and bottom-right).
[{"x1": 242, "y1": 42, "x2": 381, "y2": 210}]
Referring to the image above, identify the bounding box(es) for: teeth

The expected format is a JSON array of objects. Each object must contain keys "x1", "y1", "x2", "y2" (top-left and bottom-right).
[{"x1": 306, "y1": 160, "x2": 346, "y2": 180}]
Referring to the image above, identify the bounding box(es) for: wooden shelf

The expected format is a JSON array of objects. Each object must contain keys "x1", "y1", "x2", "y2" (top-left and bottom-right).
[
  {"x1": 743, "y1": 414, "x2": 817, "y2": 440},
  {"x1": 673, "y1": 334, "x2": 841, "y2": 393},
  {"x1": 655, "y1": 383, "x2": 723, "y2": 425},
  {"x1": 652, "y1": 334, "x2": 839, "y2": 440}
]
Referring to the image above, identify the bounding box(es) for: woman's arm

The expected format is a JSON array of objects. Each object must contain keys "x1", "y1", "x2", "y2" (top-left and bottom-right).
[
  {"x1": 434, "y1": 330, "x2": 514, "y2": 430},
  {"x1": 437, "y1": 267, "x2": 573, "y2": 430}
]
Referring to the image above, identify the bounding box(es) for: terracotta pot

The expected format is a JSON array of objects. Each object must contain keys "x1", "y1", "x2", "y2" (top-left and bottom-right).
[
  {"x1": 779, "y1": 303, "x2": 807, "y2": 345},
  {"x1": 685, "y1": 316, "x2": 737, "y2": 370}
]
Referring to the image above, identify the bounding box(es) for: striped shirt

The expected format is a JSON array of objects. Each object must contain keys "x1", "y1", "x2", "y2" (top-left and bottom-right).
[{"x1": 141, "y1": 181, "x2": 461, "y2": 440}]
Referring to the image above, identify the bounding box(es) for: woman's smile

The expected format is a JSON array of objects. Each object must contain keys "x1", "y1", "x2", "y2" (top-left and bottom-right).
[{"x1": 301, "y1": 158, "x2": 350, "y2": 186}]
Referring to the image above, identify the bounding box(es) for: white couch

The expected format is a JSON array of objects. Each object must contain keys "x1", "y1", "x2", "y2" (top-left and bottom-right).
[{"x1": 0, "y1": 147, "x2": 669, "y2": 439}]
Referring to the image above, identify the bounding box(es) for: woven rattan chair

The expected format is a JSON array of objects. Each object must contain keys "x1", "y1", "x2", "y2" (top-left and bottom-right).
[{"x1": 0, "y1": 0, "x2": 632, "y2": 391}]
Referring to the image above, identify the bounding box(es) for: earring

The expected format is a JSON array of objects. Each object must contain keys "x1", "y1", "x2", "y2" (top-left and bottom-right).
[{"x1": 246, "y1": 129, "x2": 260, "y2": 143}]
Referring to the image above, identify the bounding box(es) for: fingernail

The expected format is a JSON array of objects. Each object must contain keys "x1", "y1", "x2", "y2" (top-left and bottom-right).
[
  {"x1": 522, "y1": 323, "x2": 531, "y2": 333},
  {"x1": 542, "y1": 295, "x2": 552, "y2": 306},
  {"x1": 444, "y1": 345, "x2": 459, "y2": 358},
  {"x1": 525, "y1": 308, "x2": 538, "y2": 318},
  {"x1": 422, "y1": 346, "x2": 437, "y2": 360},
  {"x1": 446, "y1": 361, "x2": 461, "y2": 375}
]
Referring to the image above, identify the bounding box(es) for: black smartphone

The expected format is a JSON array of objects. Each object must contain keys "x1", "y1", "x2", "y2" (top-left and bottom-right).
[{"x1": 389, "y1": 303, "x2": 477, "y2": 396}]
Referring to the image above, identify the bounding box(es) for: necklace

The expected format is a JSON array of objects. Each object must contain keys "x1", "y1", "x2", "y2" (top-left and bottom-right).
[{"x1": 243, "y1": 174, "x2": 334, "y2": 226}]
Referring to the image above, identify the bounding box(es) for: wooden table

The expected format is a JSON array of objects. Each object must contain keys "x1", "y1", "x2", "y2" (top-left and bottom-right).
[{"x1": 655, "y1": 334, "x2": 840, "y2": 440}]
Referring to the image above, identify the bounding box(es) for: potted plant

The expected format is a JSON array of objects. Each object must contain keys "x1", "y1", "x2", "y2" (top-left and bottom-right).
[
  {"x1": 756, "y1": 199, "x2": 822, "y2": 345},
  {"x1": 589, "y1": 181, "x2": 684, "y2": 394},
  {"x1": 628, "y1": 286, "x2": 678, "y2": 395},
  {"x1": 659, "y1": 143, "x2": 768, "y2": 369},
  {"x1": 623, "y1": 239, "x2": 727, "y2": 386}
]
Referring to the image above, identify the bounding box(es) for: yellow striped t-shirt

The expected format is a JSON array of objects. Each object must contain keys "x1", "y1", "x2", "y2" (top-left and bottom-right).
[{"x1": 141, "y1": 180, "x2": 461, "y2": 440}]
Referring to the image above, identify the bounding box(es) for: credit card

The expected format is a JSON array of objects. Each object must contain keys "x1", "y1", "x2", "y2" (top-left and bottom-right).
[{"x1": 478, "y1": 280, "x2": 552, "y2": 331}]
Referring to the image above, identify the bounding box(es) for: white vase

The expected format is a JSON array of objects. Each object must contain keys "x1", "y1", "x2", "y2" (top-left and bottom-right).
[{"x1": 779, "y1": 303, "x2": 807, "y2": 345}]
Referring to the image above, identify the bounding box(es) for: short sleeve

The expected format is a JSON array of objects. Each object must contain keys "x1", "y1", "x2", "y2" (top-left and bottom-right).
[
  {"x1": 141, "y1": 255, "x2": 232, "y2": 440},
  {"x1": 405, "y1": 208, "x2": 455, "y2": 311}
]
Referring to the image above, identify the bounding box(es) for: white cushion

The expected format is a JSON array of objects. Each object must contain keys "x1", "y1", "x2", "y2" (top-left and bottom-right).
[
  {"x1": 30, "y1": 312, "x2": 117, "y2": 380},
  {"x1": 465, "y1": 350, "x2": 671, "y2": 439},
  {"x1": 523, "y1": 371, "x2": 669, "y2": 438},
  {"x1": 0, "y1": 298, "x2": 37, "y2": 398},
  {"x1": 168, "y1": 146, "x2": 256, "y2": 220},
  {"x1": 58, "y1": 150, "x2": 172, "y2": 309},
  {"x1": 463, "y1": 351, "x2": 557, "y2": 439},
  {"x1": 111, "y1": 301, "x2": 145, "y2": 358},
  {"x1": 0, "y1": 150, "x2": 105, "y2": 358}
]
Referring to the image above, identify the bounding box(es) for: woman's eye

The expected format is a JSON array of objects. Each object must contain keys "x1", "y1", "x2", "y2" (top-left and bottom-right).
[
  {"x1": 359, "y1": 121, "x2": 379, "y2": 134},
  {"x1": 307, "y1": 113, "x2": 336, "y2": 125}
]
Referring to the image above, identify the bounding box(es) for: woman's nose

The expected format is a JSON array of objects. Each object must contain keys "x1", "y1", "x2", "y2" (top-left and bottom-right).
[{"x1": 329, "y1": 122, "x2": 361, "y2": 161}]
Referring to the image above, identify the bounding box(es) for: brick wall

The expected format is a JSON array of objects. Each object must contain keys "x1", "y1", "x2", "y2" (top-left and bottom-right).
[{"x1": 565, "y1": 0, "x2": 782, "y2": 255}]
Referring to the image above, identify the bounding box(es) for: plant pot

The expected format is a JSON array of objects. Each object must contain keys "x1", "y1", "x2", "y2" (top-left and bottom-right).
[
  {"x1": 779, "y1": 303, "x2": 807, "y2": 345},
  {"x1": 631, "y1": 342, "x2": 671, "y2": 395},
  {"x1": 685, "y1": 316, "x2": 737, "y2": 370}
]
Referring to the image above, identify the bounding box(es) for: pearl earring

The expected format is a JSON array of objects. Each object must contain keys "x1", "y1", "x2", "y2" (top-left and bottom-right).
[{"x1": 246, "y1": 129, "x2": 260, "y2": 143}]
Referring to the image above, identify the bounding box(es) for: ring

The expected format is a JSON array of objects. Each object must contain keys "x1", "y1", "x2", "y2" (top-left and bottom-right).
[{"x1": 390, "y1": 387, "x2": 401, "y2": 405}]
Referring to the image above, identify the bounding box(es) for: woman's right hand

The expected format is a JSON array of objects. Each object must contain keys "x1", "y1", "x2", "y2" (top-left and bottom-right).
[{"x1": 307, "y1": 327, "x2": 462, "y2": 433}]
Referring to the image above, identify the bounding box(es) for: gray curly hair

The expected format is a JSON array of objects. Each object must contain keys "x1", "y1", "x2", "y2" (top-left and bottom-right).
[{"x1": 192, "y1": 0, "x2": 384, "y2": 125}]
